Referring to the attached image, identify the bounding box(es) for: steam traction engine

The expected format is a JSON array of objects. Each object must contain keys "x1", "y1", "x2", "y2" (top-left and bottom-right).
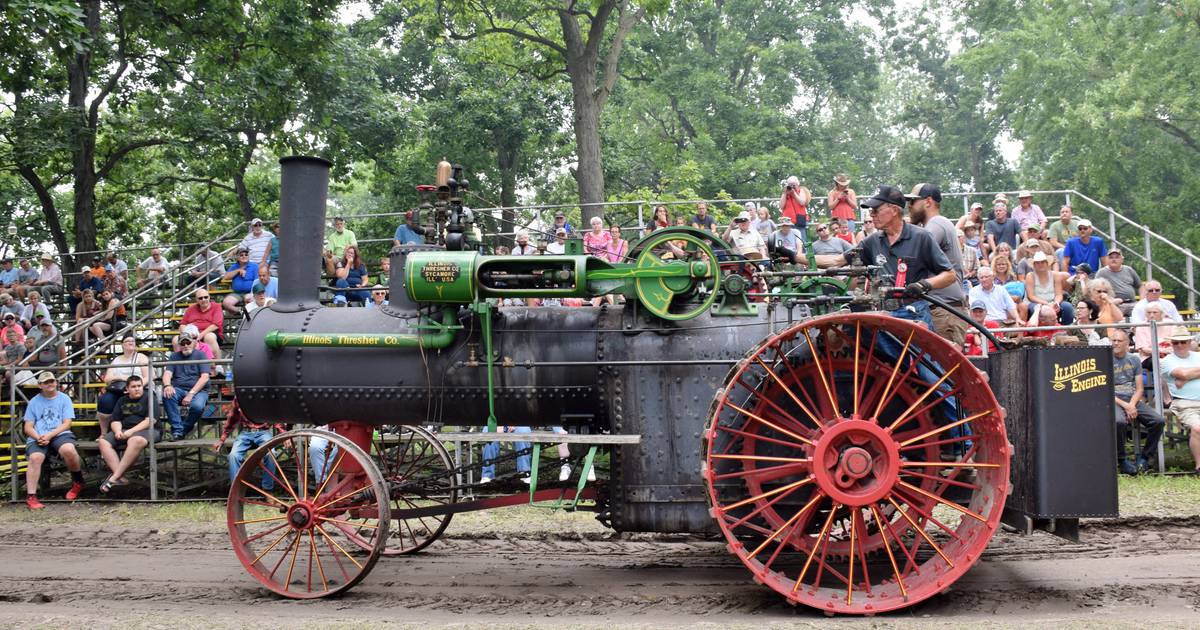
[{"x1": 227, "y1": 157, "x2": 1118, "y2": 614}]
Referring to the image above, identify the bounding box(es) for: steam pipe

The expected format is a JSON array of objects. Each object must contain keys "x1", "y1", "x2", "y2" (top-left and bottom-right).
[
  {"x1": 262, "y1": 307, "x2": 460, "y2": 349},
  {"x1": 275, "y1": 155, "x2": 331, "y2": 311}
]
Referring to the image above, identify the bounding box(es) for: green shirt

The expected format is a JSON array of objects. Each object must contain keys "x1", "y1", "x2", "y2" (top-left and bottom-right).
[
  {"x1": 327, "y1": 229, "x2": 358, "y2": 258},
  {"x1": 1048, "y1": 218, "x2": 1080, "y2": 245}
]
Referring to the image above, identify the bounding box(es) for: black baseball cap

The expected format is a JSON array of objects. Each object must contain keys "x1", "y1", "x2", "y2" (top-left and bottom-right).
[
  {"x1": 860, "y1": 185, "x2": 907, "y2": 209},
  {"x1": 903, "y1": 183, "x2": 942, "y2": 203}
]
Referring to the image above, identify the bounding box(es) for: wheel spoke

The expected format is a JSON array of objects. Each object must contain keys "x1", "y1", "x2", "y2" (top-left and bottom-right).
[
  {"x1": 315, "y1": 482, "x2": 377, "y2": 512},
  {"x1": 900, "y1": 460, "x2": 1000, "y2": 469},
  {"x1": 886, "y1": 496, "x2": 954, "y2": 567},
  {"x1": 791, "y1": 503, "x2": 840, "y2": 593},
  {"x1": 736, "y1": 375, "x2": 820, "y2": 435},
  {"x1": 711, "y1": 454, "x2": 810, "y2": 464},
  {"x1": 873, "y1": 330, "x2": 915, "y2": 420},
  {"x1": 266, "y1": 450, "x2": 299, "y2": 502},
  {"x1": 852, "y1": 323, "x2": 861, "y2": 417},
  {"x1": 772, "y1": 345, "x2": 832, "y2": 424},
  {"x1": 801, "y1": 327, "x2": 840, "y2": 418},
  {"x1": 309, "y1": 530, "x2": 327, "y2": 592},
  {"x1": 724, "y1": 402, "x2": 814, "y2": 446},
  {"x1": 243, "y1": 521, "x2": 291, "y2": 545},
  {"x1": 900, "y1": 469, "x2": 981, "y2": 491},
  {"x1": 252, "y1": 528, "x2": 295, "y2": 566},
  {"x1": 885, "y1": 365, "x2": 960, "y2": 432},
  {"x1": 314, "y1": 523, "x2": 365, "y2": 570},
  {"x1": 239, "y1": 478, "x2": 289, "y2": 509},
  {"x1": 753, "y1": 356, "x2": 824, "y2": 428},
  {"x1": 897, "y1": 410, "x2": 990, "y2": 447},
  {"x1": 748, "y1": 491, "x2": 824, "y2": 560},
  {"x1": 284, "y1": 527, "x2": 303, "y2": 591},
  {"x1": 319, "y1": 516, "x2": 378, "y2": 529},
  {"x1": 311, "y1": 450, "x2": 347, "y2": 501},
  {"x1": 717, "y1": 424, "x2": 812, "y2": 452},
  {"x1": 721, "y1": 477, "x2": 814, "y2": 513},
  {"x1": 869, "y1": 504, "x2": 907, "y2": 599},
  {"x1": 897, "y1": 480, "x2": 988, "y2": 523},
  {"x1": 713, "y1": 461, "x2": 810, "y2": 482},
  {"x1": 299, "y1": 434, "x2": 308, "y2": 501},
  {"x1": 235, "y1": 515, "x2": 290, "y2": 526}
]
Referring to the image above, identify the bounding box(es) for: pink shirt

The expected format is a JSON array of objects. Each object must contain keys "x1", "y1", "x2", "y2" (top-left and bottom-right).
[
  {"x1": 583, "y1": 230, "x2": 612, "y2": 258},
  {"x1": 606, "y1": 238, "x2": 628, "y2": 263}
]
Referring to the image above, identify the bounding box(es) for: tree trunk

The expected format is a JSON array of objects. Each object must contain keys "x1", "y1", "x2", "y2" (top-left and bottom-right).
[
  {"x1": 496, "y1": 143, "x2": 519, "y2": 243},
  {"x1": 65, "y1": 0, "x2": 103, "y2": 272},
  {"x1": 566, "y1": 63, "x2": 606, "y2": 224},
  {"x1": 233, "y1": 130, "x2": 259, "y2": 221}
]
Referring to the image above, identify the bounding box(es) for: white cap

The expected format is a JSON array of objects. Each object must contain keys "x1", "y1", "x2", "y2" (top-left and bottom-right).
[
  {"x1": 1017, "y1": 190, "x2": 1032, "y2": 198},
  {"x1": 1031, "y1": 251, "x2": 1049, "y2": 263},
  {"x1": 736, "y1": 211, "x2": 752, "y2": 221},
  {"x1": 1078, "y1": 219, "x2": 1093, "y2": 228}
]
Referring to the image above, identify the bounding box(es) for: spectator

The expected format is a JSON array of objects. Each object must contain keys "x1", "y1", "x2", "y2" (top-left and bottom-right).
[
  {"x1": 163, "y1": 332, "x2": 211, "y2": 440},
  {"x1": 103, "y1": 264, "x2": 128, "y2": 300},
  {"x1": 221, "y1": 247, "x2": 259, "y2": 315},
  {"x1": 552, "y1": 211, "x2": 574, "y2": 236},
  {"x1": 266, "y1": 224, "x2": 280, "y2": 274},
  {"x1": 104, "y1": 251, "x2": 129, "y2": 281},
  {"x1": 961, "y1": 221, "x2": 983, "y2": 257},
  {"x1": 1158, "y1": 331, "x2": 1200, "y2": 474},
  {"x1": 1096, "y1": 249, "x2": 1140, "y2": 315},
  {"x1": 513, "y1": 230, "x2": 537, "y2": 255},
  {"x1": 136, "y1": 248, "x2": 171, "y2": 289},
  {"x1": 21, "y1": 320, "x2": 66, "y2": 367},
  {"x1": 907, "y1": 183, "x2": 967, "y2": 345},
  {"x1": 725, "y1": 211, "x2": 768, "y2": 259},
  {"x1": 327, "y1": 245, "x2": 370, "y2": 305},
  {"x1": 18, "y1": 290, "x2": 50, "y2": 330},
  {"x1": 365, "y1": 284, "x2": 388, "y2": 309},
  {"x1": 12, "y1": 258, "x2": 40, "y2": 299},
  {"x1": 392, "y1": 210, "x2": 425, "y2": 246},
  {"x1": 0, "y1": 291, "x2": 22, "y2": 321},
  {"x1": 245, "y1": 284, "x2": 277, "y2": 315},
  {"x1": 827, "y1": 174, "x2": 858, "y2": 232},
  {"x1": 179, "y1": 288, "x2": 224, "y2": 366},
  {"x1": 188, "y1": 246, "x2": 225, "y2": 285},
  {"x1": 606, "y1": 225, "x2": 628, "y2": 263},
  {"x1": 989, "y1": 241, "x2": 1014, "y2": 266},
  {"x1": 1062, "y1": 219, "x2": 1106, "y2": 273},
  {"x1": 480, "y1": 426, "x2": 532, "y2": 484},
  {"x1": 327, "y1": 216, "x2": 358, "y2": 259},
  {"x1": 23, "y1": 370, "x2": 85, "y2": 508},
  {"x1": 779, "y1": 176, "x2": 810, "y2": 238},
  {"x1": 71, "y1": 289, "x2": 104, "y2": 344},
  {"x1": 179, "y1": 325, "x2": 216, "y2": 363},
  {"x1": 1108, "y1": 329, "x2": 1165, "y2": 474},
  {"x1": 985, "y1": 203, "x2": 1021, "y2": 254},
  {"x1": 238, "y1": 218, "x2": 274, "y2": 266},
  {"x1": 647, "y1": 204, "x2": 670, "y2": 233},
  {"x1": 29, "y1": 253, "x2": 63, "y2": 299},
  {"x1": 969, "y1": 266, "x2": 1023, "y2": 324},
  {"x1": 1025, "y1": 304, "x2": 1064, "y2": 342},
  {"x1": 1014, "y1": 232, "x2": 1055, "y2": 277},
  {"x1": 1064, "y1": 262, "x2": 1094, "y2": 305},
  {"x1": 1130, "y1": 280, "x2": 1182, "y2": 323},
  {"x1": 378, "y1": 255, "x2": 391, "y2": 285},
  {"x1": 251, "y1": 265, "x2": 278, "y2": 299},
  {"x1": 97, "y1": 375, "x2": 161, "y2": 492},
  {"x1": 67, "y1": 265, "x2": 105, "y2": 315},
  {"x1": 751, "y1": 203, "x2": 776, "y2": 241},
  {"x1": 1, "y1": 311, "x2": 25, "y2": 347},
  {"x1": 1133, "y1": 303, "x2": 1181, "y2": 359},
  {"x1": 2, "y1": 329, "x2": 23, "y2": 374},
  {"x1": 546, "y1": 229, "x2": 568, "y2": 255},
  {"x1": 1088, "y1": 278, "x2": 1124, "y2": 333},
  {"x1": 1024, "y1": 252, "x2": 1073, "y2": 324},
  {"x1": 582, "y1": 216, "x2": 612, "y2": 258},
  {"x1": 956, "y1": 202, "x2": 985, "y2": 232},
  {"x1": 834, "y1": 218, "x2": 855, "y2": 245},
  {"x1": 96, "y1": 333, "x2": 151, "y2": 435},
  {"x1": 1047, "y1": 205, "x2": 1081, "y2": 263},
  {"x1": 691, "y1": 202, "x2": 717, "y2": 232},
  {"x1": 214, "y1": 399, "x2": 284, "y2": 493},
  {"x1": 810, "y1": 222, "x2": 853, "y2": 257},
  {"x1": 769, "y1": 217, "x2": 808, "y2": 265},
  {"x1": 89, "y1": 287, "x2": 123, "y2": 342},
  {"x1": 0, "y1": 258, "x2": 17, "y2": 289},
  {"x1": 990, "y1": 255, "x2": 1017, "y2": 286},
  {"x1": 1069, "y1": 299, "x2": 1106, "y2": 345},
  {"x1": 1011, "y1": 191, "x2": 1047, "y2": 231},
  {"x1": 854, "y1": 217, "x2": 877, "y2": 244},
  {"x1": 964, "y1": 301, "x2": 1001, "y2": 356}
]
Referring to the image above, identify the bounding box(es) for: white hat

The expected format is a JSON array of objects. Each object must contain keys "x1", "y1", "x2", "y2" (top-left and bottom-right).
[
  {"x1": 970, "y1": 202, "x2": 984, "y2": 210},
  {"x1": 744, "y1": 201, "x2": 757, "y2": 211},
  {"x1": 1017, "y1": 190, "x2": 1032, "y2": 198},
  {"x1": 1077, "y1": 219, "x2": 1093, "y2": 228},
  {"x1": 735, "y1": 211, "x2": 752, "y2": 222},
  {"x1": 1031, "y1": 251, "x2": 1049, "y2": 263}
]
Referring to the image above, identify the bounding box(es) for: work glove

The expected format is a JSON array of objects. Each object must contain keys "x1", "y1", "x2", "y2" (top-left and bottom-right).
[{"x1": 903, "y1": 279, "x2": 932, "y2": 297}]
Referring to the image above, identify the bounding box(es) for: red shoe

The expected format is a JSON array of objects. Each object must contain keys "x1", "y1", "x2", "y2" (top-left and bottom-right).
[
  {"x1": 65, "y1": 482, "x2": 84, "y2": 501},
  {"x1": 26, "y1": 496, "x2": 45, "y2": 510}
]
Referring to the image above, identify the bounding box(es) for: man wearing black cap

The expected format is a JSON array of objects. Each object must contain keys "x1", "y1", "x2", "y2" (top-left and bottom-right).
[
  {"x1": 906, "y1": 184, "x2": 968, "y2": 344},
  {"x1": 552, "y1": 211, "x2": 574, "y2": 237},
  {"x1": 815, "y1": 185, "x2": 956, "y2": 329}
]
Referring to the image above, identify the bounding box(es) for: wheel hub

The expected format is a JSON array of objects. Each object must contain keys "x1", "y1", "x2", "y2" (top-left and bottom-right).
[
  {"x1": 287, "y1": 503, "x2": 317, "y2": 530},
  {"x1": 812, "y1": 420, "x2": 900, "y2": 506}
]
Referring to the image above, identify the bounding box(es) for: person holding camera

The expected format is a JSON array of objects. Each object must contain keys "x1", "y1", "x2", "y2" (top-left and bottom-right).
[
  {"x1": 827, "y1": 174, "x2": 858, "y2": 233},
  {"x1": 779, "y1": 176, "x2": 810, "y2": 242}
]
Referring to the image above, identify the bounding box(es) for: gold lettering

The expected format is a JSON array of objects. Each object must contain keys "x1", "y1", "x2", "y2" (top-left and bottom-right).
[{"x1": 1049, "y1": 358, "x2": 1108, "y2": 393}]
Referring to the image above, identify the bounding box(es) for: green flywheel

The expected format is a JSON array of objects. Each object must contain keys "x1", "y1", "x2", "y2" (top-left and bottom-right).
[{"x1": 632, "y1": 228, "x2": 720, "y2": 321}]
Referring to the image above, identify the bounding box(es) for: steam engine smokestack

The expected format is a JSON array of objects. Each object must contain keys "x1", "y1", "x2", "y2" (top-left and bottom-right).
[{"x1": 275, "y1": 156, "x2": 331, "y2": 311}]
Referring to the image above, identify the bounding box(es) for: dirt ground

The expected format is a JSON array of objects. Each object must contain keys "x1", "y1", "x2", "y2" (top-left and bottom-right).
[{"x1": 0, "y1": 495, "x2": 1197, "y2": 630}]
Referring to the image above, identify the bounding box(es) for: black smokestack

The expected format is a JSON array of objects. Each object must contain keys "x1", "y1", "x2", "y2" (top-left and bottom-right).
[{"x1": 275, "y1": 156, "x2": 331, "y2": 311}]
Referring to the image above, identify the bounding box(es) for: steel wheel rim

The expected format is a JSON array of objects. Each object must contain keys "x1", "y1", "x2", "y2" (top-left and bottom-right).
[
  {"x1": 228, "y1": 428, "x2": 390, "y2": 599},
  {"x1": 367, "y1": 425, "x2": 456, "y2": 555},
  {"x1": 703, "y1": 313, "x2": 1009, "y2": 614}
]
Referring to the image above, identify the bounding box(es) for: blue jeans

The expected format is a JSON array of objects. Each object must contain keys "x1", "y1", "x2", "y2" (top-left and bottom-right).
[
  {"x1": 309, "y1": 435, "x2": 339, "y2": 483},
  {"x1": 482, "y1": 426, "x2": 531, "y2": 479},
  {"x1": 334, "y1": 279, "x2": 368, "y2": 304},
  {"x1": 889, "y1": 300, "x2": 933, "y2": 330},
  {"x1": 164, "y1": 386, "x2": 209, "y2": 439},
  {"x1": 228, "y1": 429, "x2": 276, "y2": 490}
]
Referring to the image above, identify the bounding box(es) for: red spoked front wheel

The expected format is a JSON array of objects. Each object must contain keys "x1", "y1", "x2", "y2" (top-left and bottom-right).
[
  {"x1": 228, "y1": 429, "x2": 390, "y2": 598},
  {"x1": 703, "y1": 313, "x2": 1009, "y2": 614}
]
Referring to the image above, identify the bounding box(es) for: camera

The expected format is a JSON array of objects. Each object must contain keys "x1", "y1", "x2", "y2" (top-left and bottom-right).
[{"x1": 786, "y1": 184, "x2": 795, "y2": 190}]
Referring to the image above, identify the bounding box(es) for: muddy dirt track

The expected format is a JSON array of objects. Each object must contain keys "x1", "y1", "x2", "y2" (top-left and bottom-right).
[{"x1": 1, "y1": 514, "x2": 1199, "y2": 629}]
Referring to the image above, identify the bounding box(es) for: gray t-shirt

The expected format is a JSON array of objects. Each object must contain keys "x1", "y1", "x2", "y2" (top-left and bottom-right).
[
  {"x1": 985, "y1": 218, "x2": 1020, "y2": 250},
  {"x1": 1096, "y1": 265, "x2": 1141, "y2": 303},
  {"x1": 1111, "y1": 353, "x2": 1141, "y2": 400},
  {"x1": 811, "y1": 237, "x2": 853, "y2": 256},
  {"x1": 922, "y1": 215, "x2": 965, "y2": 302}
]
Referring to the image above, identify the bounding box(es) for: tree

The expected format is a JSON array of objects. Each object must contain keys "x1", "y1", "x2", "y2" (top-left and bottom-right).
[{"x1": 436, "y1": 0, "x2": 649, "y2": 221}]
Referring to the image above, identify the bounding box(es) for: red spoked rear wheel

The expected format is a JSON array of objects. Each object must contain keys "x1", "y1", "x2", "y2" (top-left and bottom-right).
[{"x1": 703, "y1": 313, "x2": 1009, "y2": 614}]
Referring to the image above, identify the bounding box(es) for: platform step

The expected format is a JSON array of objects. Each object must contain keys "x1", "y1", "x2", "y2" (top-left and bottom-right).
[{"x1": 435, "y1": 431, "x2": 640, "y2": 445}]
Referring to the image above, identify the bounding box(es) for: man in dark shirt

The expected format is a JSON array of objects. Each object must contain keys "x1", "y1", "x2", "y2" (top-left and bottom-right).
[
  {"x1": 163, "y1": 338, "x2": 211, "y2": 439},
  {"x1": 815, "y1": 185, "x2": 956, "y2": 329},
  {"x1": 1110, "y1": 329, "x2": 1164, "y2": 474},
  {"x1": 97, "y1": 375, "x2": 160, "y2": 492},
  {"x1": 690, "y1": 202, "x2": 717, "y2": 232},
  {"x1": 985, "y1": 205, "x2": 1021, "y2": 253}
]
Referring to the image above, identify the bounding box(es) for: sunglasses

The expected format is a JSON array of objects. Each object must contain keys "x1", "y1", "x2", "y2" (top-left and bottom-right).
[
  {"x1": 197, "y1": 296, "x2": 210, "y2": 300},
  {"x1": 1172, "y1": 340, "x2": 1191, "y2": 346},
  {"x1": 180, "y1": 339, "x2": 193, "y2": 346},
  {"x1": 1147, "y1": 288, "x2": 1162, "y2": 293},
  {"x1": 372, "y1": 292, "x2": 387, "y2": 296}
]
